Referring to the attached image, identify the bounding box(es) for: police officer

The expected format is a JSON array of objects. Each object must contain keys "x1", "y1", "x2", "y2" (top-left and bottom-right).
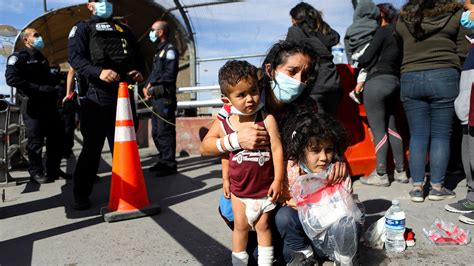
[
  {"x1": 143, "y1": 20, "x2": 179, "y2": 177},
  {"x1": 68, "y1": 0, "x2": 143, "y2": 210},
  {"x1": 5, "y1": 28, "x2": 69, "y2": 184}
]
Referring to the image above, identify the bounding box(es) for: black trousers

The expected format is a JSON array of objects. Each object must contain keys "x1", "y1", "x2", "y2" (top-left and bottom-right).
[
  {"x1": 23, "y1": 109, "x2": 64, "y2": 177},
  {"x1": 59, "y1": 105, "x2": 77, "y2": 156},
  {"x1": 73, "y1": 98, "x2": 115, "y2": 200},
  {"x1": 310, "y1": 91, "x2": 342, "y2": 116},
  {"x1": 151, "y1": 95, "x2": 177, "y2": 168}
]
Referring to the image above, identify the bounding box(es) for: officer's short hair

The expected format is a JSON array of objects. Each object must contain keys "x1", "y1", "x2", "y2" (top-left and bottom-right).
[
  {"x1": 156, "y1": 21, "x2": 170, "y2": 37},
  {"x1": 218, "y1": 60, "x2": 258, "y2": 97},
  {"x1": 20, "y1": 28, "x2": 35, "y2": 40},
  {"x1": 19, "y1": 31, "x2": 28, "y2": 40}
]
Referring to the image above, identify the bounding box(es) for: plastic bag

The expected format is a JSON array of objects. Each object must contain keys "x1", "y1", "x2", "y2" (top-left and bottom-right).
[
  {"x1": 218, "y1": 194, "x2": 234, "y2": 230},
  {"x1": 290, "y1": 171, "x2": 363, "y2": 238},
  {"x1": 316, "y1": 216, "x2": 359, "y2": 265},
  {"x1": 290, "y1": 170, "x2": 363, "y2": 264},
  {"x1": 362, "y1": 216, "x2": 386, "y2": 249},
  {"x1": 423, "y1": 218, "x2": 471, "y2": 245}
]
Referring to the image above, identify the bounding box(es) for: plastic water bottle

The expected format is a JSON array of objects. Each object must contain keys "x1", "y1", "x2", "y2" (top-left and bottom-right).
[
  {"x1": 332, "y1": 43, "x2": 344, "y2": 64},
  {"x1": 384, "y1": 200, "x2": 406, "y2": 252}
]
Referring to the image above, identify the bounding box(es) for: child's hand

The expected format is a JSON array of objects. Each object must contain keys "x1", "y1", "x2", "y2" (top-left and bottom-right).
[
  {"x1": 285, "y1": 198, "x2": 297, "y2": 208},
  {"x1": 223, "y1": 179, "x2": 231, "y2": 198},
  {"x1": 327, "y1": 161, "x2": 347, "y2": 185},
  {"x1": 267, "y1": 180, "x2": 282, "y2": 202}
]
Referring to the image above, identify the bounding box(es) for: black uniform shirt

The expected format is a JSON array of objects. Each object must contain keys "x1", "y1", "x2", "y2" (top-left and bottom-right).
[
  {"x1": 5, "y1": 47, "x2": 52, "y2": 96},
  {"x1": 68, "y1": 15, "x2": 142, "y2": 105},
  {"x1": 147, "y1": 40, "x2": 179, "y2": 89},
  {"x1": 5, "y1": 47, "x2": 58, "y2": 113}
]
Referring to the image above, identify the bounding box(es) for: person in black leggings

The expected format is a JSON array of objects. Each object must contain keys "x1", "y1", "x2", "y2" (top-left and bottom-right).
[{"x1": 357, "y1": 3, "x2": 407, "y2": 186}]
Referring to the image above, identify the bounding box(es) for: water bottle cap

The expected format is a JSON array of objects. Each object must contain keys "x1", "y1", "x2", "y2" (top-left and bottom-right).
[{"x1": 392, "y1": 199, "x2": 400, "y2": 205}]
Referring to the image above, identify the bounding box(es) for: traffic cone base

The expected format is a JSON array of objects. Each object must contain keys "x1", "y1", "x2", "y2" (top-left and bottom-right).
[
  {"x1": 102, "y1": 82, "x2": 160, "y2": 222},
  {"x1": 100, "y1": 203, "x2": 161, "y2": 223}
]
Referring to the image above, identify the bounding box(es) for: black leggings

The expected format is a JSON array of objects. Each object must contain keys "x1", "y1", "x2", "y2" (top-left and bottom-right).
[{"x1": 363, "y1": 74, "x2": 404, "y2": 174}]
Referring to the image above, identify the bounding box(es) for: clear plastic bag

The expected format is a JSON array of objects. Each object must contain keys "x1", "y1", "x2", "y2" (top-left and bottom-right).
[
  {"x1": 316, "y1": 216, "x2": 359, "y2": 265},
  {"x1": 423, "y1": 218, "x2": 471, "y2": 245},
  {"x1": 290, "y1": 169, "x2": 363, "y2": 264},
  {"x1": 361, "y1": 216, "x2": 386, "y2": 249},
  {"x1": 290, "y1": 170, "x2": 363, "y2": 237}
]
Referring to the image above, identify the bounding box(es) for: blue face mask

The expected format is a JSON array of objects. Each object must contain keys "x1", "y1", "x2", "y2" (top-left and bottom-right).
[
  {"x1": 32, "y1": 36, "x2": 44, "y2": 50},
  {"x1": 300, "y1": 162, "x2": 313, "y2": 174},
  {"x1": 300, "y1": 162, "x2": 333, "y2": 176},
  {"x1": 461, "y1": 11, "x2": 474, "y2": 29},
  {"x1": 149, "y1": 30, "x2": 157, "y2": 43},
  {"x1": 95, "y1": 0, "x2": 113, "y2": 19},
  {"x1": 270, "y1": 71, "x2": 306, "y2": 103}
]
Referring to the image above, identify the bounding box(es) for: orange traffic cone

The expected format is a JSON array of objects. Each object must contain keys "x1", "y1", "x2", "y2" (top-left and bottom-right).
[{"x1": 101, "y1": 82, "x2": 160, "y2": 222}]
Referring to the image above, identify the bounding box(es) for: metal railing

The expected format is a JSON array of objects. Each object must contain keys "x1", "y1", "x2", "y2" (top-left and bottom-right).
[
  {"x1": 136, "y1": 85, "x2": 222, "y2": 114},
  {"x1": 0, "y1": 99, "x2": 26, "y2": 186},
  {"x1": 177, "y1": 85, "x2": 222, "y2": 109}
]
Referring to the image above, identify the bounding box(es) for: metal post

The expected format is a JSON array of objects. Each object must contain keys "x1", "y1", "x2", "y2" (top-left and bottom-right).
[
  {"x1": 43, "y1": 0, "x2": 48, "y2": 13},
  {"x1": 0, "y1": 100, "x2": 10, "y2": 185}
]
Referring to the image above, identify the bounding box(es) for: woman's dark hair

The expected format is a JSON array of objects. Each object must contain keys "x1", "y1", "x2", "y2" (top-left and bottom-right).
[
  {"x1": 402, "y1": 0, "x2": 460, "y2": 39},
  {"x1": 377, "y1": 3, "x2": 398, "y2": 25},
  {"x1": 281, "y1": 105, "x2": 349, "y2": 164},
  {"x1": 260, "y1": 40, "x2": 318, "y2": 113},
  {"x1": 290, "y1": 2, "x2": 331, "y2": 35}
]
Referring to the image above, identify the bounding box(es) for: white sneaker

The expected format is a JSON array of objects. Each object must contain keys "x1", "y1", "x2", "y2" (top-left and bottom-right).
[
  {"x1": 349, "y1": 90, "x2": 362, "y2": 104},
  {"x1": 394, "y1": 170, "x2": 409, "y2": 183}
]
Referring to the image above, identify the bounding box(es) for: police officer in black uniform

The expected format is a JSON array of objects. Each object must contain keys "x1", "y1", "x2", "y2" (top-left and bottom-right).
[
  {"x1": 68, "y1": 0, "x2": 143, "y2": 210},
  {"x1": 143, "y1": 20, "x2": 179, "y2": 177},
  {"x1": 5, "y1": 28, "x2": 68, "y2": 184}
]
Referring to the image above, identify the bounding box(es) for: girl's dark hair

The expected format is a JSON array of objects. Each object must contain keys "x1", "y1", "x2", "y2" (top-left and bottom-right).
[
  {"x1": 377, "y1": 3, "x2": 398, "y2": 25},
  {"x1": 281, "y1": 105, "x2": 349, "y2": 164},
  {"x1": 260, "y1": 41, "x2": 318, "y2": 113},
  {"x1": 290, "y1": 2, "x2": 331, "y2": 35},
  {"x1": 402, "y1": 0, "x2": 460, "y2": 39}
]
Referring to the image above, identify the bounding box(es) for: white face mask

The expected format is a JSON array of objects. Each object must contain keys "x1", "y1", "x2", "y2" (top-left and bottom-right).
[
  {"x1": 270, "y1": 71, "x2": 306, "y2": 103},
  {"x1": 230, "y1": 101, "x2": 264, "y2": 116}
]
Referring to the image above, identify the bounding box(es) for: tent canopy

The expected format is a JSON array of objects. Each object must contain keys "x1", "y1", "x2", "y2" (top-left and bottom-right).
[{"x1": 15, "y1": 0, "x2": 194, "y2": 87}]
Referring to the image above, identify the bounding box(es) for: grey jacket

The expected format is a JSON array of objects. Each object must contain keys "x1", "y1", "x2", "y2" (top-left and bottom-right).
[{"x1": 344, "y1": 0, "x2": 380, "y2": 62}]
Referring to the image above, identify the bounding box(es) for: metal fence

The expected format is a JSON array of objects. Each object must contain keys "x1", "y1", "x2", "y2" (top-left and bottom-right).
[{"x1": 0, "y1": 99, "x2": 26, "y2": 186}]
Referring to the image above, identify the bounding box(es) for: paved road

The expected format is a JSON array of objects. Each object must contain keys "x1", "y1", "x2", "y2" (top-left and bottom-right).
[{"x1": 1, "y1": 143, "x2": 473, "y2": 265}]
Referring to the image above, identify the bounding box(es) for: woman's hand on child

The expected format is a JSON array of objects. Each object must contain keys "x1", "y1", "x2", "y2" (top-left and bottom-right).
[
  {"x1": 327, "y1": 161, "x2": 347, "y2": 185},
  {"x1": 223, "y1": 179, "x2": 231, "y2": 198},
  {"x1": 268, "y1": 180, "x2": 282, "y2": 202},
  {"x1": 237, "y1": 124, "x2": 270, "y2": 150}
]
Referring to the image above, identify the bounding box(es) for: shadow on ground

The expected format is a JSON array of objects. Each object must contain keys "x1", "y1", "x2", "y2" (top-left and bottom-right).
[{"x1": 1, "y1": 144, "x2": 230, "y2": 265}]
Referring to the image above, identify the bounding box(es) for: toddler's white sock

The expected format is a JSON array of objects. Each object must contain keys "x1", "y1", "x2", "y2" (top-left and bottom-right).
[
  {"x1": 231, "y1": 251, "x2": 249, "y2": 266},
  {"x1": 258, "y1": 246, "x2": 274, "y2": 266}
]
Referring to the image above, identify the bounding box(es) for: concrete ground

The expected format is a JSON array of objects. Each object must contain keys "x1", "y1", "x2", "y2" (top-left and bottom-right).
[{"x1": 1, "y1": 139, "x2": 473, "y2": 265}]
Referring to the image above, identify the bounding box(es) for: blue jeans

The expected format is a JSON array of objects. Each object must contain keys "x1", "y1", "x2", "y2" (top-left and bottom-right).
[
  {"x1": 275, "y1": 206, "x2": 314, "y2": 262},
  {"x1": 400, "y1": 68, "x2": 460, "y2": 186}
]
